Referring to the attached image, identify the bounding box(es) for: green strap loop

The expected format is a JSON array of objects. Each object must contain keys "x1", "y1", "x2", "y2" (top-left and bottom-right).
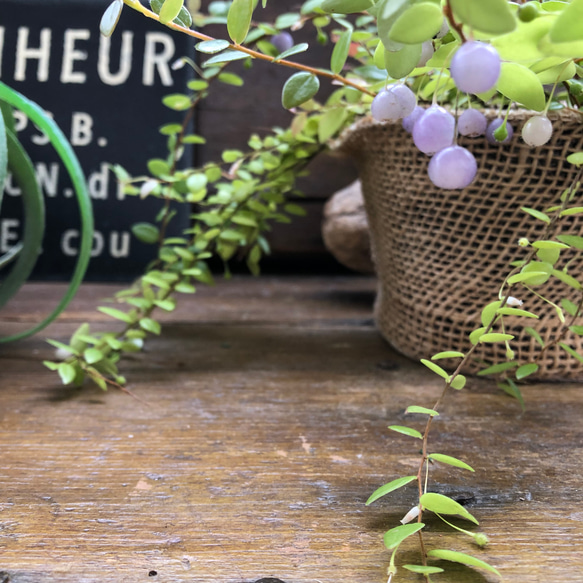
[
  {"x1": 0, "y1": 128, "x2": 45, "y2": 311},
  {"x1": 0, "y1": 82, "x2": 94, "y2": 342}
]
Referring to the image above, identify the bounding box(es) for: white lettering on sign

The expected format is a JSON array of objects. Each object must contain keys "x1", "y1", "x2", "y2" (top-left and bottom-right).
[
  {"x1": 6, "y1": 27, "x2": 177, "y2": 86},
  {"x1": 60, "y1": 29, "x2": 90, "y2": 84},
  {"x1": 143, "y1": 32, "x2": 175, "y2": 87},
  {"x1": 15, "y1": 27, "x2": 51, "y2": 82},
  {"x1": 36, "y1": 163, "x2": 60, "y2": 198},
  {"x1": 62, "y1": 229, "x2": 130, "y2": 258},
  {"x1": 88, "y1": 164, "x2": 109, "y2": 200},
  {"x1": 1, "y1": 219, "x2": 20, "y2": 253},
  {"x1": 98, "y1": 31, "x2": 134, "y2": 86},
  {"x1": 70, "y1": 112, "x2": 93, "y2": 146}
]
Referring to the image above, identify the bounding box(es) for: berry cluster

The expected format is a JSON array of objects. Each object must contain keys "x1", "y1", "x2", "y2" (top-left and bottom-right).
[{"x1": 371, "y1": 41, "x2": 555, "y2": 190}]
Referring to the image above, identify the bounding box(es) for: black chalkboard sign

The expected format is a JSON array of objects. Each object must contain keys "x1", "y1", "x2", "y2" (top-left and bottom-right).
[{"x1": 0, "y1": 0, "x2": 194, "y2": 281}]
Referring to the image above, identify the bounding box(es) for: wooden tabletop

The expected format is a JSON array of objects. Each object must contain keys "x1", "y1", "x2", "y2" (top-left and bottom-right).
[{"x1": 1, "y1": 277, "x2": 582, "y2": 583}]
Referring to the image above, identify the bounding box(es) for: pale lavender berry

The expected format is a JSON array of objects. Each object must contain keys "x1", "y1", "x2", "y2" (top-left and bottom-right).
[
  {"x1": 402, "y1": 105, "x2": 424, "y2": 133},
  {"x1": 428, "y1": 145, "x2": 477, "y2": 190},
  {"x1": 390, "y1": 84, "x2": 417, "y2": 118},
  {"x1": 450, "y1": 41, "x2": 501, "y2": 94},
  {"x1": 486, "y1": 118, "x2": 514, "y2": 144},
  {"x1": 271, "y1": 32, "x2": 294, "y2": 53},
  {"x1": 458, "y1": 109, "x2": 488, "y2": 137},
  {"x1": 371, "y1": 85, "x2": 416, "y2": 122},
  {"x1": 412, "y1": 105, "x2": 456, "y2": 155},
  {"x1": 522, "y1": 115, "x2": 553, "y2": 147}
]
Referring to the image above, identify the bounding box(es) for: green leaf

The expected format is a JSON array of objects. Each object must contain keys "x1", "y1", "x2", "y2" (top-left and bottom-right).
[
  {"x1": 140, "y1": 318, "x2": 162, "y2": 335},
  {"x1": 97, "y1": 306, "x2": 134, "y2": 324},
  {"x1": 318, "y1": 107, "x2": 348, "y2": 142},
  {"x1": 384, "y1": 43, "x2": 422, "y2": 78},
  {"x1": 388, "y1": 2, "x2": 443, "y2": 44},
  {"x1": 567, "y1": 152, "x2": 583, "y2": 166},
  {"x1": 218, "y1": 72, "x2": 244, "y2": 86},
  {"x1": 479, "y1": 333, "x2": 514, "y2": 343},
  {"x1": 552, "y1": 269, "x2": 582, "y2": 290},
  {"x1": 43, "y1": 360, "x2": 60, "y2": 371},
  {"x1": 58, "y1": 362, "x2": 77, "y2": 385},
  {"x1": 162, "y1": 93, "x2": 191, "y2": 111},
  {"x1": 159, "y1": 0, "x2": 184, "y2": 24},
  {"x1": 83, "y1": 348, "x2": 104, "y2": 365},
  {"x1": 420, "y1": 358, "x2": 449, "y2": 379},
  {"x1": 427, "y1": 549, "x2": 501, "y2": 577},
  {"x1": 524, "y1": 326, "x2": 545, "y2": 347},
  {"x1": 557, "y1": 234, "x2": 583, "y2": 249},
  {"x1": 420, "y1": 493, "x2": 479, "y2": 524},
  {"x1": 431, "y1": 351, "x2": 465, "y2": 360},
  {"x1": 331, "y1": 29, "x2": 352, "y2": 74},
  {"x1": 46, "y1": 339, "x2": 79, "y2": 356},
  {"x1": 516, "y1": 363, "x2": 539, "y2": 380},
  {"x1": 282, "y1": 72, "x2": 320, "y2": 109},
  {"x1": 496, "y1": 307, "x2": 539, "y2": 319},
  {"x1": 477, "y1": 361, "x2": 519, "y2": 376},
  {"x1": 561, "y1": 206, "x2": 583, "y2": 216},
  {"x1": 559, "y1": 342, "x2": 583, "y2": 364},
  {"x1": 498, "y1": 379, "x2": 525, "y2": 410},
  {"x1": 570, "y1": 325, "x2": 583, "y2": 335},
  {"x1": 450, "y1": 374, "x2": 466, "y2": 390},
  {"x1": 273, "y1": 43, "x2": 310, "y2": 62},
  {"x1": 321, "y1": 0, "x2": 373, "y2": 14},
  {"x1": 388, "y1": 425, "x2": 423, "y2": 439},
  {"x1": 132, "y1": 222, "x2": 160, "y2": 244},
  {"x1": 521, "y1": 207, "x2": 550, "y2": 223},
  {"x1": 195, "y1": 39, "x2": 231, "y2": 54},
  {"x1": 403, "y1": 565, "x2": 444, "y2": 575},
  {"x1": 449, "y1": 0, "x2": 515, "y2": 34},
  {"x1": 100, "y1": 0, "x2": 124, "y2": 37},
  {"x1": 366, "y1": 475, "x2": 417, "y2": 505},
  {"x1": 406, "y1": 406, "x2": 439, "y2": 417},
  {"x1": 481, "y1": 300, "x2": 503, "y2": 327},
  {"x1": 204, "y1": 50, "x2": 250, "y2": 66},
  {"x1": 428, "y1": 453, "x2": 475, "y2": 472},
  {"x1": 469, "y1": 326, "x2": 486, "y2": 345},
  {"x1": 497, "y1": 63, "x2": 545, "y2": 111},
  {"x1": 549, "y1": 0, "x2": 583, "y2": 43},
  {"x1": 227, "y1": 0, "x2": 253, "y2": 44},
  {"x1": 284, "y1": 203, "x2": 307, "y2": 216},
  {"x1": 384, "y1": 523, "x2": 425, "y2": 550}
]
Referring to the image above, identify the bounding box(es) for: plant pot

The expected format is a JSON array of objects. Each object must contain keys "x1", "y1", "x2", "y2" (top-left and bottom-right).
[{"x1": 337, "y1": 108, "x2": 583, "y2": 381}]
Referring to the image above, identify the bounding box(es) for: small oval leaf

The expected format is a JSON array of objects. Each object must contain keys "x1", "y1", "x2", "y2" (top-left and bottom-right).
[
  {"x1": 282, "y1": 72, "x2": 320, "y2": 109},
  {"x1": 366, "y1": 475, "x2": 417, "y2": 505},
  {"x1": 384, "y1": 523, "x2": 425, "y2": 550},
  {"x1": 428, "y1": 453, "x2": 475, "y2": 472}
]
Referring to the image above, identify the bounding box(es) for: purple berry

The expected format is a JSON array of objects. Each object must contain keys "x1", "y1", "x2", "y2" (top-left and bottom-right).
[
  {"x1": 412, "y1": 105, "x2": 456, "y2": 155},
  {"x1": 522, "y1": 115, "x2": 553, "y2": 147},
  {"x1": 371, "y1": 85, "x2": 417, "y2": 122},
  {"x1": 450, "y1": 41, "x2": 501, "y2": 94},
  {"x1": 428, "y1": 145, "x2": 477, "y2": 190},
  {"x1": 402, "y1": 105, "x2": 425, "y2": 133},
  {"x1": 486, "y1": 118, "x2": 514, "y2": 144},
  {"x1": 271, "y1": 32, "x2": 294, "y2": 53},
  {"x1": 458, "y1": 109, "x2": 487, "y2": 137}
]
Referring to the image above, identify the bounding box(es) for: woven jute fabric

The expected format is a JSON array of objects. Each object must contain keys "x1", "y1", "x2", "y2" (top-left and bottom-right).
[{"x1": 337, "y1": 109, "x2": 583, "y2": 380}]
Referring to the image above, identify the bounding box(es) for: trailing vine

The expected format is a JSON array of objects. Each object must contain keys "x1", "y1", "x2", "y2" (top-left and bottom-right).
[{"x1": 39, "y1": 0, "x2": 583, "y2": 580}]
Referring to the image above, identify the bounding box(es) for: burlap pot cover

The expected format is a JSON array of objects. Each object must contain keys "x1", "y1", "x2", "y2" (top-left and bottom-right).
[{"x1": 337, "y1": 109, "x2": 583, "y2": 380}]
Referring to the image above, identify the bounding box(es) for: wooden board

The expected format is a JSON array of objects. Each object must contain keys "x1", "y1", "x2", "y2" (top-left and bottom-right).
[{"x1": 1, "y1": 277, "x2": 582, "y2": 582}]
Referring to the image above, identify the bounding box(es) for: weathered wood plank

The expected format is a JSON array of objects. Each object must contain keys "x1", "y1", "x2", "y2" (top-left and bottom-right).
[{"x1": 0, "y1": 278, "x2": 582, "y2": 582}]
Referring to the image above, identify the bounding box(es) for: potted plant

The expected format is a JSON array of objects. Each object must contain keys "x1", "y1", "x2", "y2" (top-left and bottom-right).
[{"x1": 14, "y1": 0, "x2": 582, "y2": 579}]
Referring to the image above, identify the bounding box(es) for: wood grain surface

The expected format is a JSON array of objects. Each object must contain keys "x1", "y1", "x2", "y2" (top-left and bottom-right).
[{"x1": 1, "y1": 277, "x2": 582, "y2": 583}]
